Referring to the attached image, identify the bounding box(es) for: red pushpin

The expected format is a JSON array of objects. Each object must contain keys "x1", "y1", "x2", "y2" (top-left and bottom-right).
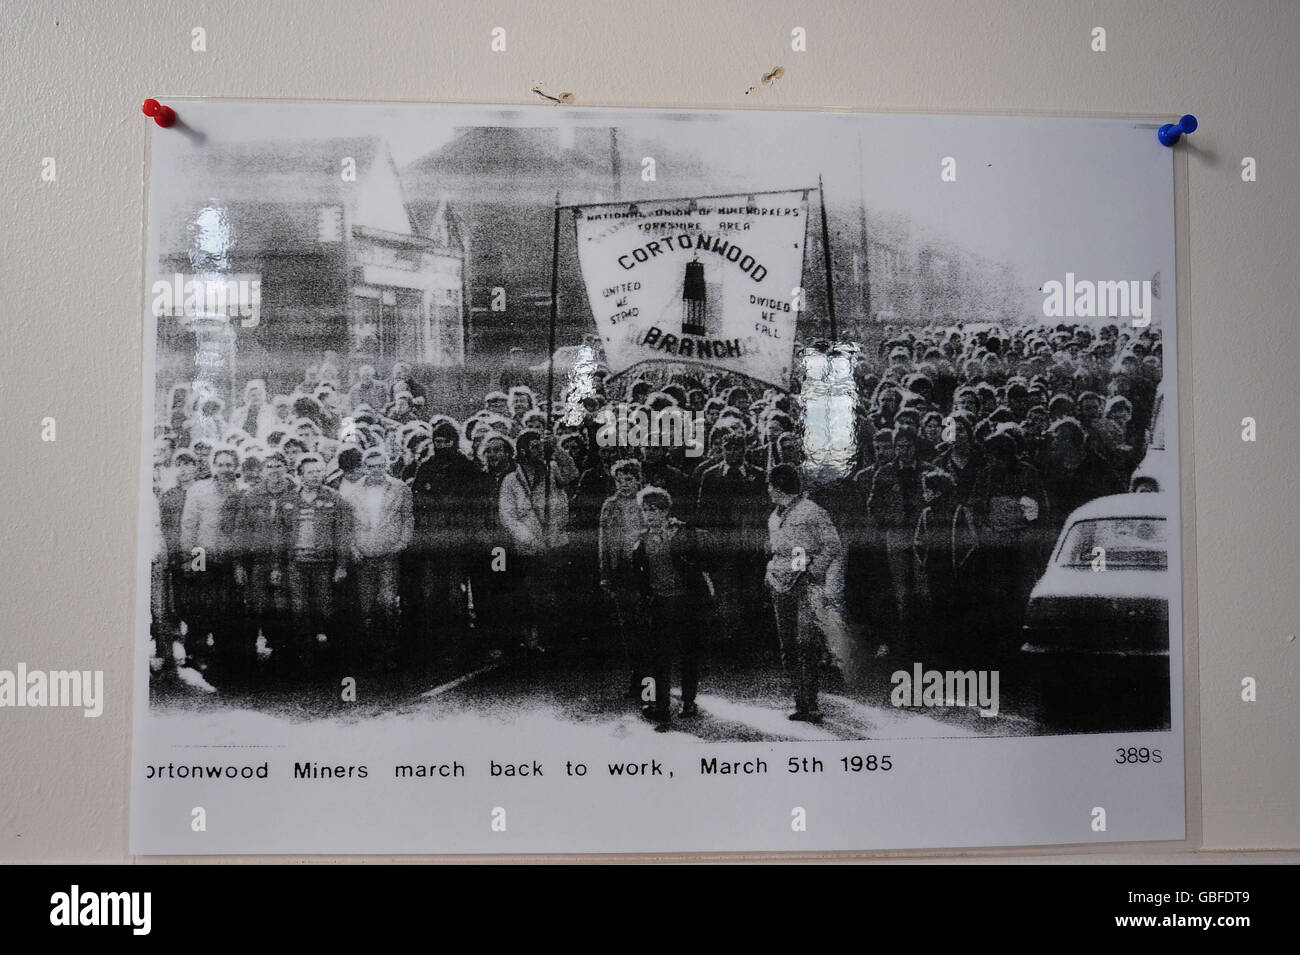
[{"x1": 141, "y1": 99, "x2": 176, "y2": 128}]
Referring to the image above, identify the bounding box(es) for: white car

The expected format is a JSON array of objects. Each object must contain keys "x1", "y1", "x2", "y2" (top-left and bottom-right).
[{"x1": 1020, "y1": 492, "x2": 1173, "y2": 730}]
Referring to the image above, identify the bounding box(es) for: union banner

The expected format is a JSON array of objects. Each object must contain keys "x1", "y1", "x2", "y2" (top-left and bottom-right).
[{"x1": 573, "y1": 190, "x2": 810, "y2": 388}]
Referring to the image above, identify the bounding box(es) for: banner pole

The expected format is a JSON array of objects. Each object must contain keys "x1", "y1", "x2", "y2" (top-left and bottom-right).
[
  {"x1": 544, "y1": 191, "x2": 560, "y2": 535},
  {"x1": 819, "y1": 173, "x2": 837, "y2": 343},
  {"x1": 857, "y1": 131, "x2": 872, "y2": 325}
]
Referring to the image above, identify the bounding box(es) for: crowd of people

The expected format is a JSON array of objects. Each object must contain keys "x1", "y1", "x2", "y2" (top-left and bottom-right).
[{"x1": 147, "y1": 322, "x2": 1162, "y2": 725}]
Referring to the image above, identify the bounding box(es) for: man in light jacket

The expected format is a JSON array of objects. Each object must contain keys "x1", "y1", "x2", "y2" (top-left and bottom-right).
[
  {"x1": 498, "y1": 429, "x2": 574, "y2": 557},
  {"x1": 340, "y1": 446, "x2": 413, "y2": 672},
  {"x1": 179, "y1": 447, "x2": 240, "y2": 676},
  {"x1": 497, "y1": 429, "x2": 575, "y2": 651},
  {"x1": 765, "y1": 463, "x2": 842, "y2": 723},
  {"x1": 230, "y1": 379, "x2": 279, "y2": 440}
]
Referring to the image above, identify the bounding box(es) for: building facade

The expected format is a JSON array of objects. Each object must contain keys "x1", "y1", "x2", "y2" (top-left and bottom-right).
[{"x1": 153, "y1": 136, "x2": 467, "y2": 413}]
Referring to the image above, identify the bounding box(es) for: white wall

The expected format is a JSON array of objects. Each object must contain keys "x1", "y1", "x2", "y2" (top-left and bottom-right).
[{"x1": 1, "y1": 0, "x2": 1297, "y2": 862}]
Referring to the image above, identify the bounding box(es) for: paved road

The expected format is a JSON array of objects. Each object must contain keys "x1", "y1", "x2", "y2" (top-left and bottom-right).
[
  {"x1": 152, "y1": 633, "x2": 1051, "y2": 739},
  {"x1": 420, "y1": 653, "x2": 1043, "y2": 741}
]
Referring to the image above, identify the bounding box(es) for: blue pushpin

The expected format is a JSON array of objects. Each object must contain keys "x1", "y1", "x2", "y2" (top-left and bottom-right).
[{"x1": 1158, "y1": 114, "x2": 1198, "y2": 146}]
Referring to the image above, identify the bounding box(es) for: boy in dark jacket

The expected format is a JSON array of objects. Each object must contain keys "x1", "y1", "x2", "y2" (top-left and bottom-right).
[
  {"x1": 282, "y1": 454, "x2": 351, "y2": 676},
  {"x1": 599, "y1": 460, "x2": 646, "y2": 698},
  {"x1": 631, "y1": 486, "x2": 710, "y2": 724}
]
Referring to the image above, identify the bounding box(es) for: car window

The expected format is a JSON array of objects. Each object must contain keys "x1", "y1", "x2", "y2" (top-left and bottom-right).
[{"x1": 1058, "y1": 517, "x2": 1167, "y2": 570}]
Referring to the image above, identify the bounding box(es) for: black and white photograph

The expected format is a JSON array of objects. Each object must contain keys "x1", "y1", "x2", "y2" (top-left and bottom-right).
[{"x1": 131, "y1": 102, "x2": 1185, "y2": 855}]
